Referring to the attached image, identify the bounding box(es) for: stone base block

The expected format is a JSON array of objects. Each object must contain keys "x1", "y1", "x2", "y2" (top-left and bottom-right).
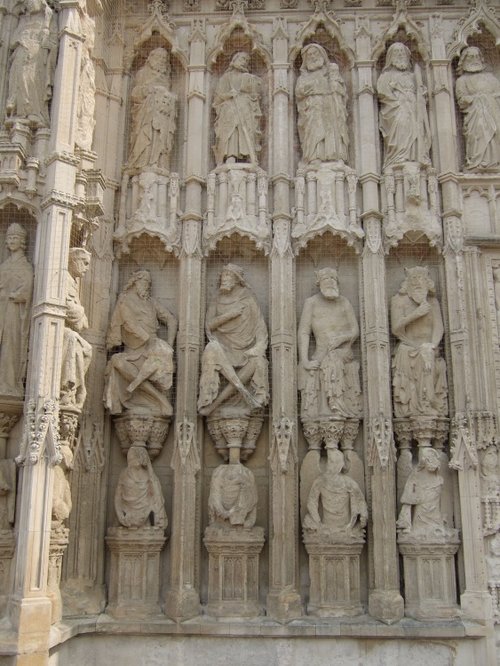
[
  {"x1": 303, "y1": 536, "x2": 364, "y2": 617},
  {"x1": 204, "y1": 525, "x2": 265, "y2": 618},
  {"x1": 106, "y1": 526, "x2": 166, "y2": 619},
  {"x1": 399, "y1": 540, "x2": 460, "y2": 620},
  {"x1": 0, "y1": 529, "x2": 15, "y2": 616}
]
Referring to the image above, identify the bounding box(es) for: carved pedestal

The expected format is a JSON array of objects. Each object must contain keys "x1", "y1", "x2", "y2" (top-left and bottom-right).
[
  {"x1": 106, "y1": 526, "x2": 167, "y2": 618},
  {"x1": 303, "y1": 533, "x2": 364, "y2": 617},
  {"x1": 47, "y1": 526, "x2": 70, "y2": 624},
  {"x1": 204, "y1": 163, "x2": 270, "y2": 253},
  {"x1": 204, "y1": 525, "x2": 265, "y2": 618},
  {"x1": 0, "y1": 529, "x2": 15, "y2": 615},
  {"x1": 398, "y1": 539, "x2": 460, "y2": 619},
  {"x1": 114, "y1": 413, "x2": 171, "y2": 459}
]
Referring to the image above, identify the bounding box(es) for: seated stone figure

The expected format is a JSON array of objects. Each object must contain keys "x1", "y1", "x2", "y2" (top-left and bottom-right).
[
  {"x1": 303, "y1": 449, "x2": 367, "y2": 540},
  {"x1": 397, "y1": 447, "x2": 455, "y2": 540},
  {"x1": 104, "y1": 270, "x2": 177, "y2": 417},
  {"x1": 198, "y1": 264, "x2": 269, "y2": 417},
  {"x1": 114, "y1": 446, "x2": 167, "y2": 529},
  {"x1": 208, "y1": 462, "x2": 257, "y2": 529}
]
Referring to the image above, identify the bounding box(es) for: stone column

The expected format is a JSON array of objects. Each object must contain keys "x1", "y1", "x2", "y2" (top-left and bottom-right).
[
  {"x1": 165, "y1": 20, "x2": 205, "y2": 621},
  {"x1": 429, "y1": 19, "x2": 493, "y2": 616},
  {"x1": 355, "y1": 36, "x2": 403, "y2": 622},
  {"x1": 8, "y1": 1, "x2": 85, "y2": 661},
  {"x1": 266, "y1": 19, "x2": 302, "y2": 621}
]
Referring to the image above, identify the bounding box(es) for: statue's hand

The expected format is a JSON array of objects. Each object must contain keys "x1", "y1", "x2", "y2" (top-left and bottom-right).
[{"x1": 302, "y1": 359, "x2": 320, "y2": 371}]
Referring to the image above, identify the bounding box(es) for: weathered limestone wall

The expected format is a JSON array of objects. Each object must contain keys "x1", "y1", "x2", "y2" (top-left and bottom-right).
[{"x1": 0, "y1": 0, "x2": 499, "y2": 664}]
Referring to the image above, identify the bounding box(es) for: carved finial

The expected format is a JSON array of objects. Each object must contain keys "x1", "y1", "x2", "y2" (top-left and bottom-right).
[{"x1": 149, "y1": 0, "x2": 170, "y2": 19}]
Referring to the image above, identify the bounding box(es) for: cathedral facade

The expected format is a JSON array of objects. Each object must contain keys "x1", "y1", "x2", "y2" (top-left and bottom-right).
[{"x1": 0, "y1": 0, "x2": 499, "y2": 663}]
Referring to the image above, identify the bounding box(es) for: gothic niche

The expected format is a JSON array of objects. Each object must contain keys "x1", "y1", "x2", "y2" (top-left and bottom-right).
[
  {"x1": 201, "y1": 263, "x2": 267, "y2": 618},
  {"x1": 292, "y1": 41, "x2": 363, "y2": 251},
  {"x1": 115, "y1": 44, "x2": 182, "y2": 255},
  {"x1": 377, "y1": 41, "x2": 440, "y2": 248},
  {"x1": 298, "y1": 261, "x2": 366, "y2": 617},
  {"x1": 204, "y1": 42, "x2": 271, "y2": 253}
]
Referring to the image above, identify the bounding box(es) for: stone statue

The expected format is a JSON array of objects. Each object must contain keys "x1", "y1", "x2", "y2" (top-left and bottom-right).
[
  {"x1": 296, "y1": 44, "x2": 348, "y2": 165},
  {"x1": 52, "y1": 445, "x2": 73, "y2": 527},
  {"x1": 0, "y1": 460, "x2": 15, "y2": 530},
  {"x1": 198, "y1": 264, "x2": 269, "y2": 416},
  {"x1": 298, "y1": 268, "x2": 362, "y2": 425},
  {"x1": 377, "y1": 42, "x2": 431, "y2": 169},
  {"x1": 303, "y1": 449, "x2": 367, "y2": 538},
  {"x1": 114, "y1": 446, "x2": 167, "y2": 529},
  {"x1": 60, "y1": 248, "x2": 93, "y2": 410},
  {"x1": 456, "y1": 46, "x2": 500, "y2": 171},
  {"x1": 391, "y1": 267, "x2": 447, "y2": 418},
  {"x1": 208, "y1": 462, "x2": 257, "y2": 528},
  {"x1": 128, "y1": 48, "x2": 177, "y2": 171},
  {"x1": 397, "y1": 447, "x2": 452, "y2": 538},
  {"x1": 213, "y1": 52, "x2": 262, "y2": 165},
  {"x1": 0, "y1": 223, "x2": 33, "y2": 397},
  {"x1": 494, "y1": 266, "x2": 500, "y2": 334},
  {"x1": 75, "y1": 5, "x2": 97, "y2": 151},
  {"x1": 6, "y1": 0, "x2": 56, "y2": 127},
  {"x1": 105, "y1": 270, "x2": 177, "y2": 417},
  {"x1": 480, "y1": 446, "x2": 500, "y2": 497}
]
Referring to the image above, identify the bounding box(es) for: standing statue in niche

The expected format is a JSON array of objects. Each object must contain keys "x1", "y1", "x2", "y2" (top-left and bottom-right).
[
  {"x1": 6, "y1": 0, "x2": 56, "y2": 127},
  {"x1": 104, "y1": 270, "x2": 177, "y2": 417},
  {"x1": 303, "y1": 449, "x2": 367, "y2": 538},
  {"x1": 456, "y1": 46, "x2": 500, "y2": 171},
  {"x1": 0, "y1": 223, "x2": 33, "y2": 397},
  {"x1": 213, "y1": 52, "x2": 262, "y2": 165},
  {"x1": 296, "y1": 44, "x2": 348, "y2": 165},
  {"x1": 480, "y1": 446, "x2": 500, "y2": 497},
  {"x1": 75, "y1": 2, "x2": 98, "y2": 151},
  {"x1": 198, "y1": 264, "x2": 269, "y2": 417},
  {"x1": 397, "y1": 447, "x2": 454, "y2": 538},
  {"x1": 128, "y1": 48, "x2": 177, "y2": 171},
  {"x1": 298, "y1": 268, "x2": 362, "y2": 430},
  {"x1": 391, "y1": 267, "x2": 447, "y2": 419},
  {"x1": 114, "y1": 446, "x2": 167, "y2": 529},
  {"x1": 377, "y1": 42, "x2": 431, "y2": 169},
  {"x1": 60, "y1": 248, "x2": 93, "y2": 410}
]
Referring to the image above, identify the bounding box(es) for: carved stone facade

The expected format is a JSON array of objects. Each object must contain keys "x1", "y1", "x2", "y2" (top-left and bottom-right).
[{"x1": 0, "y1": 0, "x2": 499, "y2": 665}]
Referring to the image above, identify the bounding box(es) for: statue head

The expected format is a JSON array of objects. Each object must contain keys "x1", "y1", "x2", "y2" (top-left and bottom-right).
[
  {"x1": 230, "y1": 52, "x2": 250, "y2": 73},
  {"x1": 219, "y1": 263, "x2": 246, "y2": 292},
  {"x1": 68, "y1": 247, "x2": 91, "y2": 279},
  {"x1": 457, "y1": 46, "x2": 485, "y2": 75},
  {"x1": 401, "y1": 266, "x2": 435, "y2": 303},
  {"x1": 418, "y1": 447, "x2": 441, "y2": 472},
  {"x1": 125, "y1": 269, "x2": 152, "y2": 299},
  {"x1": 146, "y1": 47, "x2": 170, "y2": 77},
  {"x1": 384, "y1": 42, "x2": 412, "y2": 72},
  {"x1": 127, "y1": 445, "x2": 150, "y2": 469},
  {"x1": 481, "y1": 447, "x2": 498, "y2": 475},
  {"x1": 5, "y1": 223, "x2": 27, "y2": 253},
  {"x1": 316, "y1": 267, "x2": 339, "y2": 300},
  {"x1": 300, "y1": 44, "x2": 329, "y2": 73},
  {"x1": 326, "y1": 448, "x2": 345, "y2": 475}
]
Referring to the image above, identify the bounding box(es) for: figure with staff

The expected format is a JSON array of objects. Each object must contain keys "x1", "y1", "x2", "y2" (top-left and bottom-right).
[{"x1": 377, "y1": 42, "x2": 431, "y2": 169}]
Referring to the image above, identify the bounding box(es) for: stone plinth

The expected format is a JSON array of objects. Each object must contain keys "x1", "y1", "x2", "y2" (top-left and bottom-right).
[
  {"x1": 204, "y1": 525, "x2": 265, "y2": 618},
  {"x1": 0, "y1": 529, "x2": 15, "y2": 615},
  {"x1": 106, "y1": 526, "x2": 167, "y2": 618},
  {"x1": 398, "y1": 539, "x2": 460, "y2": 620},
  {"x1": 303, "y1": 532, "x2": 364, "y2": 617},
  {"x1": 48, "y1": 526, "x2": 70, "y2": 624}
]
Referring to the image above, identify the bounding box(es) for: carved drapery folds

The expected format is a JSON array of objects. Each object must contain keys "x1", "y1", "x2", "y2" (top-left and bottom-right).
[
  {"x1": 105, "y1": 269, "x2": 177, "y2": 455},
  {"x1": 116, "y1": 47, "x2": 181, "y2": 255},
  {"x1": 201, "y1": 264, "x2": 267, "y2": 617}
]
